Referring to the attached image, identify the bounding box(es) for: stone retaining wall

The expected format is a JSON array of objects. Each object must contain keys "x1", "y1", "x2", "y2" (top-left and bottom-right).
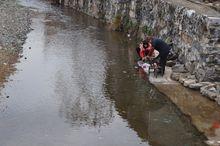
[{"x1": 58, "y1": 0, "x2": 220, "y2": 82}]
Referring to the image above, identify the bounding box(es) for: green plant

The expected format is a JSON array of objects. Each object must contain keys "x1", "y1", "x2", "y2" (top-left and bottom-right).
[{"x1": 142, "y1": 25, "x2": 153, "y2": 36}]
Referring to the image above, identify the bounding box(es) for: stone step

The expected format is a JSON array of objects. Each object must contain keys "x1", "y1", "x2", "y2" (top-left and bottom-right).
[{"x1": 208, "y1": 16, "x2": 220, "y2": 27}]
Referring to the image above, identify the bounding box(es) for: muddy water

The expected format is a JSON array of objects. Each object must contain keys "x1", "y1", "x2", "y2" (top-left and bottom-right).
[{"x1": 0, "y1": 0, "x2": 207, "y2": 146}]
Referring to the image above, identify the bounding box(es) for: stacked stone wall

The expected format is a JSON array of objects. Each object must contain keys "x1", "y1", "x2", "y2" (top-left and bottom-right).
[{"x1": 58, "y1": 0, "x2": 220, "y2": 82}]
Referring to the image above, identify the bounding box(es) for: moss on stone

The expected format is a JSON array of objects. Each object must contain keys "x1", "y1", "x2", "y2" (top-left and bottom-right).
[{"x1": 142, "y1": 25, "x2": 153, "y2": 36}]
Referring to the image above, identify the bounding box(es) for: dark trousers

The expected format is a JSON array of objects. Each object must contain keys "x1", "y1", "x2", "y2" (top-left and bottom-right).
[{"x1": 159, "y1": 51, "x2": 169, "y2": 75}]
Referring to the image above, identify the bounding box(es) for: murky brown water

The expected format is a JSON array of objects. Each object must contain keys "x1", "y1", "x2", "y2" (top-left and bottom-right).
[{"x1": 0, "y1": 0, "x2": 207, "y2": 146}]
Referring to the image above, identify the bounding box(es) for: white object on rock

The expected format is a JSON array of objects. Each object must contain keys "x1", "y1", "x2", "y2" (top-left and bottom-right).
[
  {"x1": 142, "y1": 63, "x2": 151, "y2": 73},
  {"x1": 186, "y1": 10, "x2": 195, "y2": 17}
]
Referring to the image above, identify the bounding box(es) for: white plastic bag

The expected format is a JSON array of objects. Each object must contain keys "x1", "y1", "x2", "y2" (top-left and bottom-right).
[{"x1": 142, "y1": 63, "x2": 150, "y2": 73}]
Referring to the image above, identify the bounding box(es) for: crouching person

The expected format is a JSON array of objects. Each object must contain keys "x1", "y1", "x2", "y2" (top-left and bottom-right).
[{"x1": 146, "y1": 37, "x2": 171, "y2": 76}]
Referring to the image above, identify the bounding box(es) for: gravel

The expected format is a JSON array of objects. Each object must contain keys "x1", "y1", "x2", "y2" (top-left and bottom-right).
[
  {"x1": 0, "y1": 0, "x2": 31, "y2": 50},
  {"x1": 0, "y1": 0, "x2": 31, "y2": 85}
]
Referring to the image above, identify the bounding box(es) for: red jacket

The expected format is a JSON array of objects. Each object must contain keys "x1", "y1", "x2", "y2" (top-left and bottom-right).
[{"x1": 139, "y1": 49, "x2": 145, "y2": 58}]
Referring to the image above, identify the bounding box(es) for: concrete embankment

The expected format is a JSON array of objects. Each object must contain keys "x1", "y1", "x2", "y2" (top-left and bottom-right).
[
  {"x1": 0, "y1": 0, "x2": 31, "y2": 86},
  {"x1": 149, "y1": 67, "x2": 220, "y2": 145}
]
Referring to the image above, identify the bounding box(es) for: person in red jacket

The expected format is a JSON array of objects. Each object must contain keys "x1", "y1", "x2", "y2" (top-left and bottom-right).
[{"x1": 136, "y1": 40, "x2": 152, "y2": 61}]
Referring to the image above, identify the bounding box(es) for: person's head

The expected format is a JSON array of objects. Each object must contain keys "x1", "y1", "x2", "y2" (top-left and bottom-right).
[{"x1": 142, "y1": 40, "x2": 148, "y2": 48}]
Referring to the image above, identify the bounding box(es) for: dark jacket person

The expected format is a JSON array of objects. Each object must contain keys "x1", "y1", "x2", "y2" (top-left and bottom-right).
[{"x1": 150, "y1": 37, "x2": 171, "y2": 75}]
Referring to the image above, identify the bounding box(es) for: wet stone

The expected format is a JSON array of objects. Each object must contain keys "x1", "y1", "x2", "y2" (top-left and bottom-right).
[
  {"x1": 200, "y1": 84, "x2": 218, "y2": 100},
  {"x1": 189, "y1": 82, "x2": 211, "y2": 90},
  {"x1": 183, "y1": 79, "x2": 197, "y2": 87},
  {"x1": 171, "y1": 72, "x2": 181, "y2": 81},
  {"x1": 179, "y1": 73, "x2": 191, "y2": 84},
  {"x1": 166, "y1": 60, "x2": 176, "y2": 67},
  {"x1": 209, "y1": 87, "x2": 217, "y2": 92}
]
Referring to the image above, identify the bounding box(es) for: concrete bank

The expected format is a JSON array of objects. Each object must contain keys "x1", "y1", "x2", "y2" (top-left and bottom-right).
[{"x1": 149, "y1": 68, "x2": 220, "y2": 145}]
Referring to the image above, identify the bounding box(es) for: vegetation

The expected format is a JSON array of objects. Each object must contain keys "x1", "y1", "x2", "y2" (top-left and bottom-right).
[{"x1": 142, "y1": 25, "x2": 153, "y2": 36}]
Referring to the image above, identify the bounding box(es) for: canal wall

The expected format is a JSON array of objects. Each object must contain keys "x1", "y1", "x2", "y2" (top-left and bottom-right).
[
  {"x1": 57, "y1": 0, "x2": 220, "y2": 103},
  {"x1": 58, "y1": 0, "x2": 220, "y2": 81}
]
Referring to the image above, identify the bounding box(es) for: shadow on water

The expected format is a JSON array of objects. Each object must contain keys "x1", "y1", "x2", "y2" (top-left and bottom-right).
[{"x1": 0, "y1": 0, "x2": 208, "y2": 146}]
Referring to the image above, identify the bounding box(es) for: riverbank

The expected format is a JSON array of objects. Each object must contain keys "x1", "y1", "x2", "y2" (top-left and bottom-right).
[
  {"x1": 146, "y1": 67, "x2": 220, "y2": 145},
  {"x1": 0, "y1": 0, "x2": 31, "y2": 87}
]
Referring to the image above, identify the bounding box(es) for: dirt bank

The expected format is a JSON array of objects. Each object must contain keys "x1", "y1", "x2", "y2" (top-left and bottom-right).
[{"x1": 0, "y1": 0, "x2": 31, "y2": 86}]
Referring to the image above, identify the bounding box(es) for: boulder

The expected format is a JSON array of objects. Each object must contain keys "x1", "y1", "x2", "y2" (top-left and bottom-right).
[
  {"x1": 183, "y1": 79, "x2": 197, "y2": 87},
  {"x1": 171, "y1": 72, "x2": 181, "y2": 81},
  {"x1": 166, "y1": 60, "x2": 176, "y2": 67},
  {"x1": 189, "y1": 82, "x2": 211, "y2": 90},
  {"x1": 200, "y1": 83, "x2": 218, "y2": 100},
  {"x1": 179, "y1": 73, "x2": 190, "y2": 84}
]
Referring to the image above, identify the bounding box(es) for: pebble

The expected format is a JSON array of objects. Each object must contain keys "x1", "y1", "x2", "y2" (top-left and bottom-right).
[{"x1": 0, "y1": 0, "x2": 31, "y2": 51}]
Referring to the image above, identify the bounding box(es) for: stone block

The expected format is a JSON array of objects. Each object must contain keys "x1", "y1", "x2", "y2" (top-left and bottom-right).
[
  {"x1": 171, "y1": 72, "x2": 181, "y2": 81},
  {"x1": 200, "y1": 83, "x2": 218, "y2": 100},
  {"x1": 189, "y1": 82, "x2": 211, "y2": 90},
  {"x1": 183, "y1": 79, "x2": 197, "y2": 87},
  {"x1": 208, "y1": 17, "x2": 220, "y2": 27},
  {"x1": 166, "y1": 60, "x2": 176, "y2": 67},
  {"x1": 179, "y1": 73, "x2": 189, "y2": 84}
]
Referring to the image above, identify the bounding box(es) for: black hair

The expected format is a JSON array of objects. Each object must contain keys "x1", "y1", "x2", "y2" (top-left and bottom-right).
[{"x1": 142, "y1": 40, "x2": 149, "y2": 48}]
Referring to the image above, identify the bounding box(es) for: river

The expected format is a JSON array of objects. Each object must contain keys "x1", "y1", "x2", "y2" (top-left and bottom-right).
[{"x1": 0, "y1": 0, "x2": 207, "y2": 146}]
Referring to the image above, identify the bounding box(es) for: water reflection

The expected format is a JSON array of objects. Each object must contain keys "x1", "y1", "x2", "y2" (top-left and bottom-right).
[
  {"x1": 0, "y1": 0, "x2": 208, "y2": 145},
  {"x1": 41, "y1": 9, "x2": 115, "y2": 127},
  {"x1": 102, "y1": 35, "x2": 207, "y2": 145}
]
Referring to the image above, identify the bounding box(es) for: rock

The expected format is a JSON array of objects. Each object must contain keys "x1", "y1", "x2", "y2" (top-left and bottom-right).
[
  {"x1": 179, "y1": 73, "x2": 190, "y2": 84},
  {"x1": 209, "y1": 87, "x2": 217, "y2": 92},
  {"x1": 166, "y1": 60, "x2": 176, "y2": 67},
  {"x1": 200, "y1": 84, "x2": 218, "y2": 100},
  {"x1": 183, "y1": 79, "x2": 197, "y2": 87},
  {"x1": 189, "y1": 82, "x2": 211, "y2": 90},
  {"x1": 179, "y1": 77, "x2": 187, "y2": 84},
  {"x1": 172, "y1": 64, "x2": 188, "y2": 73},
  {"x1": 216, "y1": 82, "x2": 220, "y2": 94},
  {"x1": 171, "y1": 72, "x2": 181, "y2": 81},
  {"x1": 187, "y1": 75, "x2": 196, "y2": 80}
]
